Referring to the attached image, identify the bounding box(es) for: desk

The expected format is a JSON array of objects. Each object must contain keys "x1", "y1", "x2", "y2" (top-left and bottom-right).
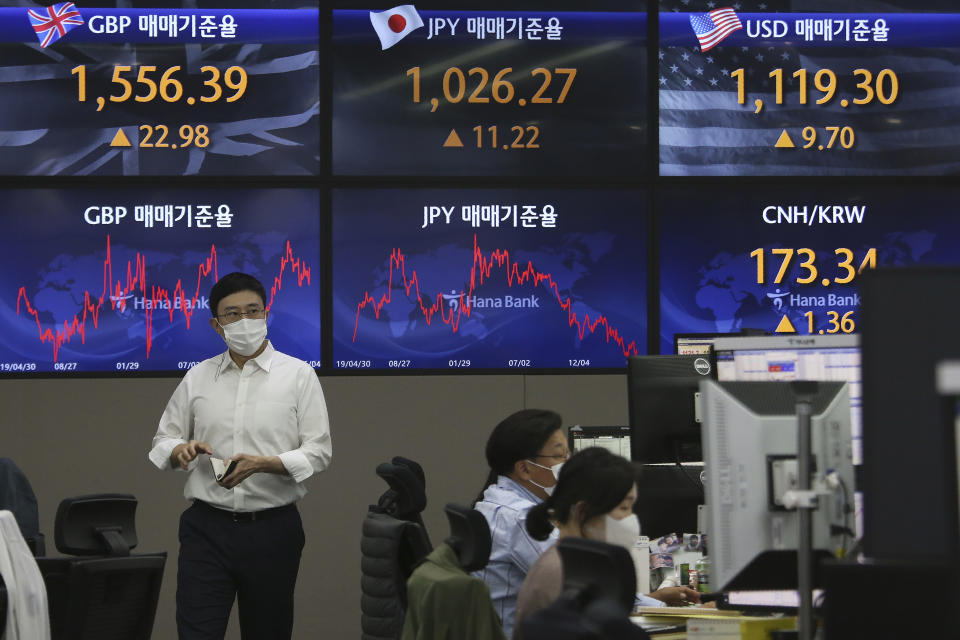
[
  {"x1": 632, "y1": 616, "x2": 686, "y2": 637},
  {"x1": 631, "y1": 606, "x2": 734, "y2": 637},
  {"x1": 632, "y1": 608, "x2": 796, "y2": 639}
]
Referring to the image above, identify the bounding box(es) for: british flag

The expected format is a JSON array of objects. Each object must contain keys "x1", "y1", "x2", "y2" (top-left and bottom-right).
[{"x1": 27, "y1": 2, "x2": 85, "y2": 49}]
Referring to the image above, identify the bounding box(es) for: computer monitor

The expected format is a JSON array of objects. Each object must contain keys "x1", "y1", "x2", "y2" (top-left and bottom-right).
[
  {"x1": 935, "y1": 361, "x2": 960, "y2": 565},
  {"x1": 627, "y1": 355, "x2": 715, "y2": 464},
  {"x1": 633, "y1": 464, "x2": 703, "y2": 538},
  {"x1": 700, "y1": 380, "x2": 854, "y2": 592},
  {"x1": 674, "y1": 330, "x2": 769, "y2": 356},
  {"x1": 713, "y1": 335, "x2": 862, "y2": 465},
  {"x1": 860, "y1": 268, "x2": 960, "y2": 564},
  {"x1": 568, "y1": 426, "x2": 631, "y2": 459},
  {"x1": 674, "y1": 334, "x2": 722, "y2": 356}
]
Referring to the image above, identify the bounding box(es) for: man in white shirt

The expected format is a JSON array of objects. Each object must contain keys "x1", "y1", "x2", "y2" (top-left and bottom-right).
[{"x1": 148, "y1": 272, "x2": 332, "y2": 640}]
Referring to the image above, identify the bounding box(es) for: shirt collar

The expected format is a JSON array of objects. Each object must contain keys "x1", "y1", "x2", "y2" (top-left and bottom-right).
[
  {"x1": 216, "y1": 340, "x2": 275, "y2": 375},
  {"x1": 497, "y1": 474, "x2": 542, "y2": 504}
]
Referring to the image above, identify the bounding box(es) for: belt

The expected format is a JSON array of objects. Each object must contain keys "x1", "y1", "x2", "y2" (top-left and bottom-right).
[{"x1": 193, "y1": 499, "x2": 295, "y2": 523}]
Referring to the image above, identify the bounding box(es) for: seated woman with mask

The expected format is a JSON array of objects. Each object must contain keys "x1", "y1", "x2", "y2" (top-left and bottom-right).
[
  {"x1": 474, "y1": 409, "x2": 568, "y2": 639},
  {"x1": 513, "y1": 447, "x2": 700, "y2": 638}
]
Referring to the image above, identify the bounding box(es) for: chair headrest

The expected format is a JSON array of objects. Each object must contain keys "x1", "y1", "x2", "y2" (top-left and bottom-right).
[
  {"x1": 55, "y1": 494, "x2": 138, "y2": 556},
  {"x1": 375, "y1": 461, "x2": 426, "y2": 520},
  {"x1": 391, "y1": 456, "x2": 425, "y2": 488},
  {"x1": 557, "y1": 538, "x2": 636, "y2": 615},
  {"x1": 443, "y1": 503, "x2": 491, "y2": 572}
]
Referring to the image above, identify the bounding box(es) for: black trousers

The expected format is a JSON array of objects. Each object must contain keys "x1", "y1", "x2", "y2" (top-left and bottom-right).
[{"x1": 176, "y1": 500, "x2": 305, "y2": 640}]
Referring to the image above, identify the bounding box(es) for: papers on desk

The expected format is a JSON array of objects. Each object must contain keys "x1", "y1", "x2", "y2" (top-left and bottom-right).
[
  {"x1": 635, "y1": 606, "x2": 740, "y2": 617},
  {"x1": 631, "y1": 609, "x2": 796, "y2": 639},
  {"x1": 687, "y1": 615, "x2": 796, "y2": 639},
  {"x1": 632, "y1": 607, "x2": 739, "y2": 635},
  {"x1": 630, "y1": 617, "x2": 686, "y2": 638}
]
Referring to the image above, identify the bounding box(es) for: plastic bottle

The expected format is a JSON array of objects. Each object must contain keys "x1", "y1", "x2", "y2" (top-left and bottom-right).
[{"x1": 694, "y1": 554, "x2": 710, "y2": 593}]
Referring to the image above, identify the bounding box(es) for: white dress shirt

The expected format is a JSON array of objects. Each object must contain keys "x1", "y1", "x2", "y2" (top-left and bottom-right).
[
  {"x1": 148, "y1": 341, "x2": 332, "y2": 512},
  {"x1": 474, "y1": 476, "x2": 558, "y2": 639}
]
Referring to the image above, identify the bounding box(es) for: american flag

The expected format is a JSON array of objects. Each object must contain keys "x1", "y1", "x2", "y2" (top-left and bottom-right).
[
  {"x1": 27, "y1": 2, "x2": 84, "y2": 49},
  {"x1": 660, "y1": 0, "x2": 960, "y2": 176},
  {"x1": 690, "y1": 7, "x2": 742, "y2": 52}
]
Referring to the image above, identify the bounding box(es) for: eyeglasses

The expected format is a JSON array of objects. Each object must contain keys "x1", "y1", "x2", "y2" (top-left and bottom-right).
[
  {"x1": 216, "y1": 308, "x2": 265, "y2": 324},
  {"x1": 532, "y1": 451, "x2": 570, "y2": 462}
]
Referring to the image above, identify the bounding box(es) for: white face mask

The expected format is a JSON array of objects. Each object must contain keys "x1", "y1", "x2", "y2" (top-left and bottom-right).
[
  {"x1": 220, "y1": 317, "x2": 267, "y2": 356},
  {"x1": 603, "y1": 513, "x2": 641, "y2": 550},
  {"x1": 526, "y1": 460, "x2": 564, "y2": 496}
]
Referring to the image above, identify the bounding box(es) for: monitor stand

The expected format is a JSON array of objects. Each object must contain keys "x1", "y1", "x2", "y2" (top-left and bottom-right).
[{"x1": 783, "y1": 381, "x2": 820, "y2": 640}]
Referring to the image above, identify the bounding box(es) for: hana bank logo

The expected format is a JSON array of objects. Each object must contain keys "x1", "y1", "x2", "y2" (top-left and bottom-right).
[
  {"x1": 370, "y1": 4, "x2": 424, "y2": 50},
  {"x1": 767, "y1": 288, "x2": 791, "y2": 312},
  {"x1": 442, "y1": 289, "x2": 462, "y2": 311}
]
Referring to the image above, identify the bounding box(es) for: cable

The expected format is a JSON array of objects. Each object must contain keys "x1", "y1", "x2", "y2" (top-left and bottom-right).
[
  {"x1": 674, "y1": 443, "x2": 705, "y2": 502},
  {"x1": 827, "y1": 471, "x2": 854, "y2": 556}
]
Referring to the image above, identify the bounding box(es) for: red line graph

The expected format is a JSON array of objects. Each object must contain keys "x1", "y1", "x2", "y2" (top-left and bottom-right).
[
  {"x1": 353, "y1": 235, "x2": 640, "y2": 358},
  {"x1": 16, "y1": 236, "x2": 311, "y2": 362}
]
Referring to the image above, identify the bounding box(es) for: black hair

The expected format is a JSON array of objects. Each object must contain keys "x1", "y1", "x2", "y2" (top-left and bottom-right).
[
  {"x1": 209, "y1": 272, "x2": 267, "y2": 317},
  {"x1": 474, "y1": 409, "x2": 563, "y2": 505},
  {"x1": 525, "y1": 447, "x2": 637, "y2": 541}
]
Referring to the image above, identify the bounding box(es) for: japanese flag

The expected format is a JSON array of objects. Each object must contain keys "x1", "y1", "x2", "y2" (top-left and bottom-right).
[{"x1": 369, "y1": 5, "x2": 423, "y2": 50}]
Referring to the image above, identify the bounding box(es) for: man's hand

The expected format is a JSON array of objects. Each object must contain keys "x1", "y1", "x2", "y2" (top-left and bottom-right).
[
  {"x1": 217, "y1": 454, "x2": 286, "y2": 489},
  {"x1": 648, "y1": 586, "x2": 702, "y2": 606},
  {"x1": 170, "y1": 440, "x2": 212, "y2": 470}
]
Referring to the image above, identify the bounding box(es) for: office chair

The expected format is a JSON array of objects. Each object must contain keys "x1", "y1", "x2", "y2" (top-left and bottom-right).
[
  {"x1": 375, "y1": 456, "x2": 433, "y2": 548},
  {"x1": 400, "y1": 503, "x2": 505, "y2": 640},
  {"x1": 443, "y1": 503, "x2": 491, "y2": 573},
  {"x1": 520, "y1": 538, "x2": 650, "y2": 640},
  {"x1": 361, "y1": 457, "x2": 432, "y2": 640},
  {"x1": 0, "y1": 458, "x2": 46, "y2": 556},
  {"x1": 35, "y1": 494, "x2": 166, "y2": 640}
]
